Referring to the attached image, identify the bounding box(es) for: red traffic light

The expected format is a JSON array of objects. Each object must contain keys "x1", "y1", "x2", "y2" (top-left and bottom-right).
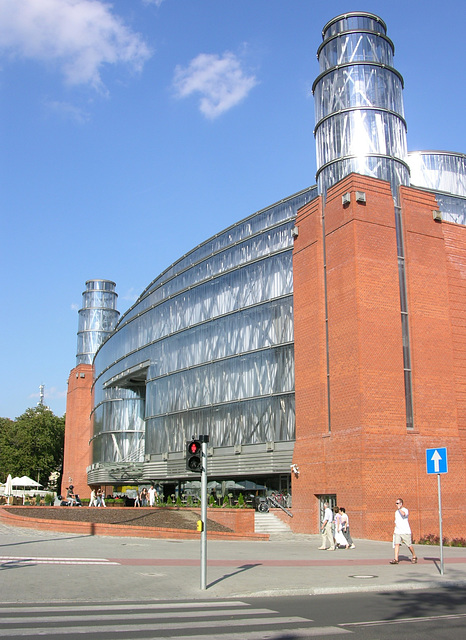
[
  {"x1": 188, "y1": 441, "x2": 200, "y2": 455},
  {"x1": 186, "y1": 439, "x2": 202, "y2": 472}
]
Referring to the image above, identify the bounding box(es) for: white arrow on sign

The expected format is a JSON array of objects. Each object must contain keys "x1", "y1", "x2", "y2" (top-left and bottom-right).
[{"x1": 431, "y1": 449, "x2": 442, "y2": 473}]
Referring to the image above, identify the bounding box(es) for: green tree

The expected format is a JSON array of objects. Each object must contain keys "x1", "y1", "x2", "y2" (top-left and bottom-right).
[{"x1": 0, "y1": 406, "x2": 65, "y2": 487}]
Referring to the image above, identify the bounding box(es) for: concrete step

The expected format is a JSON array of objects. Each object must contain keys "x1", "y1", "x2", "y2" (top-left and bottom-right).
[{"x1": 254, "y1": 511, "x2": 291, "y2": 533}]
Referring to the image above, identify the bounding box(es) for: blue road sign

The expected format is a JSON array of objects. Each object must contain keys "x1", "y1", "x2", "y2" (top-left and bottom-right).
[{"x1": 426, "y1": 447, "x2": 448, "y2": 474}]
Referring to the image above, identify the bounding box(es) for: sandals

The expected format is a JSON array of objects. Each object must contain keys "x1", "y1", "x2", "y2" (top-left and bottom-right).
[{"x1": 390, "y1": 557, "x2": 417, "y2": 565}]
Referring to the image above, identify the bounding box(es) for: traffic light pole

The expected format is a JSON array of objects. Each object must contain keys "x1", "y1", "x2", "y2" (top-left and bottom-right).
[{"x1": 199, "y1": 434, "x2": 209, "y2": 590}]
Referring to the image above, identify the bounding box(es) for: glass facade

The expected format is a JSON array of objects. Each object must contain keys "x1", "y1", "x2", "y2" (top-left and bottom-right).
[
  {"x1": 91, "y1": 188, "x2": 317, "y2": 471},
  {"x1": 313, "y1": 11, "x2": 409, "y2": 199}
]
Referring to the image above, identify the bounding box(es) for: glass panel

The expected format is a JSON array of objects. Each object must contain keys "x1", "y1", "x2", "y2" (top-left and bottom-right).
[
  {"x1": 146, "y1": 344, "x2": 294, "y2": 416},
  {"x1": 324, "y1": 15, "x2": 386, "y2": 40},
  {"x1": 408, "y1": 152, "x2": 466, "y2": 199},
  {"x1": 404, "y1": 370, "x2": 414, "y2": 429},
  {"x1": 316, "y1": 110, "x2": 407, "y2": 168},
  {"x1": 95, "y1": 252, "x2": 294, "y2": 374},
  {"x1": 398, "y1": 259, "x2": 407, "y2": 313},
  {"x1": 319, "y1": 35, "x2": 393, "y2": 73},
  {"x1": 314, "y1": 66, "x2": 404, "y2": 122},
  {"x1": 434, "y1": 193, "x2": 466, "y2": 225},
  {"x1": 317, "y1": 156, "x2": 409, "y2": 202},
  {"x1": 145, "y1": 393, "x2": 295, "y2": 454}
]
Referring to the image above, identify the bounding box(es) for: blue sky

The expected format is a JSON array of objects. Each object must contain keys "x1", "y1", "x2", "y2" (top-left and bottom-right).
[{"x1": 0, "y1": 0, "x2": 465, "y2": 420}]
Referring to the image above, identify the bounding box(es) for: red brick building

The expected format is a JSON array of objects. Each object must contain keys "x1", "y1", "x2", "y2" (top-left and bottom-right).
[
  {"x1": 62, "y1": 12, "x2": 465, "y2": 541},
  {"x1": 291, "y1": 174, "x2": 466, "y2": 540}
]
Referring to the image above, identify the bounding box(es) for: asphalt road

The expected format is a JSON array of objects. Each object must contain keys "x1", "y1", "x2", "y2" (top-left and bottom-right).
[{"x1": 0, "y1": 589, "x2": 465, "y2": 639}]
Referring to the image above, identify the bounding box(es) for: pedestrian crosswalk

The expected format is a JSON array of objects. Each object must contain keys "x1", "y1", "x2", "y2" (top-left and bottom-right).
[{"x1": 0, "y1": 600, "x2": 352, "y2": 639}]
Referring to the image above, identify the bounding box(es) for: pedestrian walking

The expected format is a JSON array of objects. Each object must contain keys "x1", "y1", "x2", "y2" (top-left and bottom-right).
[
  {"x1": 334, "y1": 506, "x2": 347, "y2": 548},
  {"x1": 148, "y1": 484, "x2": 157, "y2": 507},
  {"x1": 96, "y1": 488, "x2": 106, "y2": 507},
  {"x1": 318, "y1": 501, "x2": 335, "y2": 550},
  {"x1": 89, "y1": 488, "x2": 97, "y2": 507},
  {"x1": 390, "y1": 498, "x2": 417, "y2": 564},
  {"x1": 339, "y1": 507, "x2": 355, "y2": 548}
]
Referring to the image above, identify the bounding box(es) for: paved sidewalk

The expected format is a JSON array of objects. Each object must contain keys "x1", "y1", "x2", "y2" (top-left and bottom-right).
[{"x1": 1, "y1": 523, "x2": 465, "y2": 602}]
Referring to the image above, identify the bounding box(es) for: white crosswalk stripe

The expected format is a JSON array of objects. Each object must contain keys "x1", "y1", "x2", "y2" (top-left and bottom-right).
[
  {"x1": 0, "y1": 600, "x2": 351, "y2": 639},
  {"x1": 0, "y1": 555, "x2": 119, "y2": 565}
]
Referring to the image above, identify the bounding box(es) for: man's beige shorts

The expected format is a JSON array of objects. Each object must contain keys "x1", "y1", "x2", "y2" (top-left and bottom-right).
[{"x1": 394, "y1": 533, "x2": 412, "y2": 546}]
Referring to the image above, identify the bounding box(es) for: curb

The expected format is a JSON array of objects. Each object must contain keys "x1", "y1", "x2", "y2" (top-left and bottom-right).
[{"x1": 215, "y1": 579, "x2": 466, "y2": 599}]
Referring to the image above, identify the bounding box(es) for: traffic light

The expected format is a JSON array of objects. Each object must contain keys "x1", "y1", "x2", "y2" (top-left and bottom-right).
[{"x1": 186, "y1": 439, "x2": 202, "y2": 472}]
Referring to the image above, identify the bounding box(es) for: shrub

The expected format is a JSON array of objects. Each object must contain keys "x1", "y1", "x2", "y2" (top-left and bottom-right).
[
  {"x1": 417, "y1": 534, "x2": 466, "y2": 547},
  {"x1": 417, "y1": 533, "x2": 440, "y2": 545},
  {"x1": 449, "y1": 538, "x2": 466, "y2": 547},
  {"x1": 237, "y1": 493, "x2": 245, "y2": 508}
]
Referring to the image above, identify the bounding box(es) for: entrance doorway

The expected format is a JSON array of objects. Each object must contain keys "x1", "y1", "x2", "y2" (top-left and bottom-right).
[{"x1": 318, "y1": 494, "x2": 337, "y2": 526}]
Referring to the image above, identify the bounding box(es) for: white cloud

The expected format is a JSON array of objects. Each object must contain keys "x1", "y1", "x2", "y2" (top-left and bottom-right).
[
  {"x1": 173, "y1": 51, "x2": 258, "y2": 119},
  {"x1": 70, "y1": 303, "x2": 80, "y2": 311},
  {"x1": 46, "y1": 100, "x2": 90, "y2": 123},
  {"x1": 142, "y1": 0, "x2": 165, "y2": 6},
  {"x1": 0, "y1": 0, "x2": 152, "y2": 91}
]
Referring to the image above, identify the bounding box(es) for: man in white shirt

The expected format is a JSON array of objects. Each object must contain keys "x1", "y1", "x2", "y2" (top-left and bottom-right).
[
  {"x1": 148, "y1": 485, "x2": 157, "y2": 507},
  {"x1": 318, "y1": 501, "x2": 335, "y2": 550},
  {"x1": 390, "y1": 498, "x2": 417, "y2": 564}
]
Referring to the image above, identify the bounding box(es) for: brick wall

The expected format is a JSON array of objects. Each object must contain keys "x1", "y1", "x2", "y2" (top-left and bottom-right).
[{"x1": 292, "y1": 174, "x2": 466, "y2": 540}]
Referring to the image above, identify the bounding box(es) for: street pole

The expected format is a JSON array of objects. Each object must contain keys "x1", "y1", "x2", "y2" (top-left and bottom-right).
[
  {"x1": 199, "y1": 434, "x2": 209, "y2": 590},
  {"x1": 438, "y1": 473, "x2": 444, "y2": 575}
]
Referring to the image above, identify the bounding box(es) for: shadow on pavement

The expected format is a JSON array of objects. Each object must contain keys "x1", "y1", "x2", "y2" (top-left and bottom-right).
[{"x1": 207, "y1": 562, "x2": 261, "y2": 589}]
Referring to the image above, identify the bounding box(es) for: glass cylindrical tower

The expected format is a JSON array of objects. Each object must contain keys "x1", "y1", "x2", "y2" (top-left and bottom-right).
[
  {"x1": 313, "y1": 12, "x2": 410, "y2": 199},
  {"x1": 76, "y1": 279, "x2": 119, "y2": 365}
]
